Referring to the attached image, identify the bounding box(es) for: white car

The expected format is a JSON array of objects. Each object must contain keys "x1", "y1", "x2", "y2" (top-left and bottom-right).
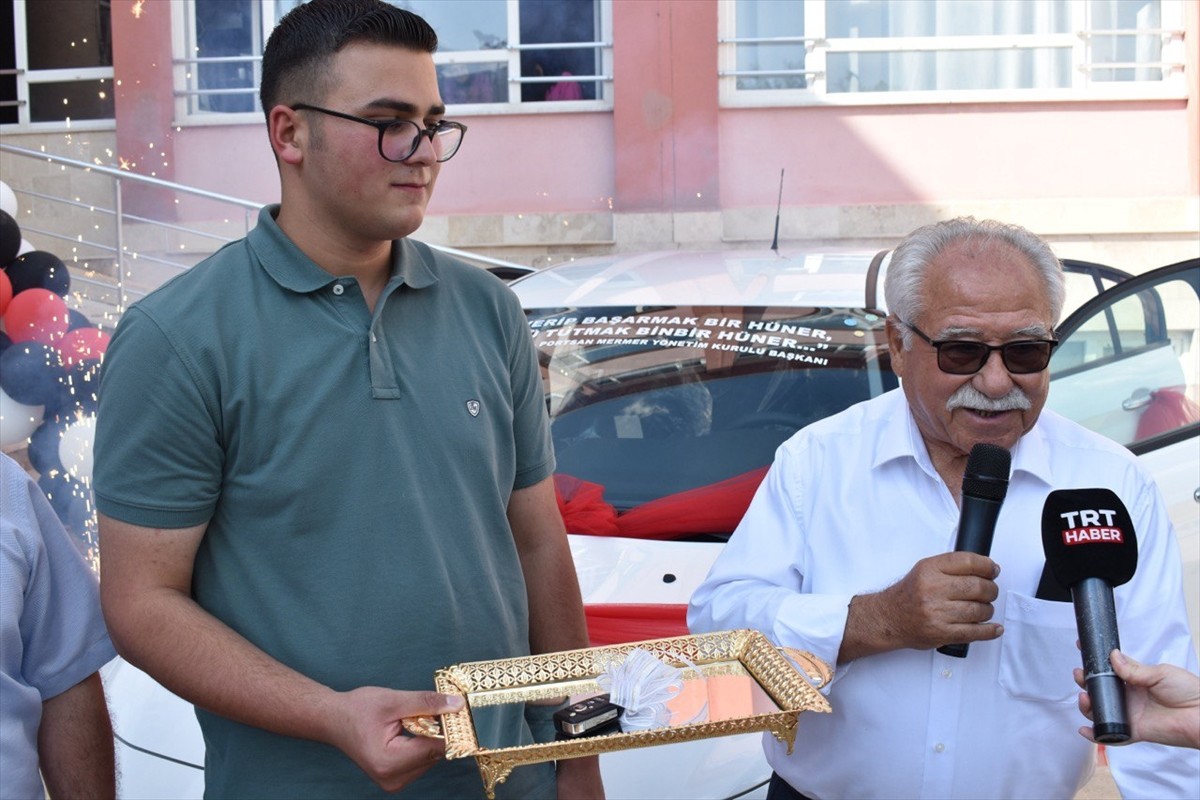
[{"x1": 105, "y1": 250, "x2": 1199, "y2": 799}]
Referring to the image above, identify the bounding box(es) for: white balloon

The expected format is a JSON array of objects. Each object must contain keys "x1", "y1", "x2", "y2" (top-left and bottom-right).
[
  {"x1": 0, "y1": 387, "x2": 44, "y2": 447},
  {"x1": 58, "y1": 414, "x2": 97, "y2": 485},
  {"x1": 0, "y1": 181, "x2": 16, "y2": 218},
  {"x1": 17, "y1": 238, "x2": 33, "y2": 256}
]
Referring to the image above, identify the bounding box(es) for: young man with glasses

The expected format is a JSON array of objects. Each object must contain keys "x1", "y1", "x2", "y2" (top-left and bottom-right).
[
  {"x1": 93, "y1": 1, "x2": 600, "y2": 797},
  {"x1": 690, "y1": 217, "x2": 1199, "y2": 799}
]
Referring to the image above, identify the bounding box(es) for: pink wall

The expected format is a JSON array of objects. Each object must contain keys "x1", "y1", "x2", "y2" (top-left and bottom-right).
[
  {"x1": 427, "y1": 114, "x2": 615, "y2": 215},
  {"x1": 111, "y1": 0, "x2": 178, "y2": 218},
  {"x1": 719, "y1": 102, "x2": 1194, "y2": 208},
  {"x1": 156, "y1": 97, "x2": 1196, "y2": 219},
  {"x1": 172, "y1": 126, "x2": 274, "y2": 200},
  {"x1": 109, "y1": 0, "x2": 1196, "y2": 224},
  {"x1": 611, "y1": 0, "x2": 720, "y2": 212},
  {"x1": 166, "y1": 113, "x2": 617, "y2": 216}
]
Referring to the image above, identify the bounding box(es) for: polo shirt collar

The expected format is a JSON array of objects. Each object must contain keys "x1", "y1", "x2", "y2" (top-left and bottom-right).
[{"x1": 249, "y1": 205, "x2": 440, "y2": 293}]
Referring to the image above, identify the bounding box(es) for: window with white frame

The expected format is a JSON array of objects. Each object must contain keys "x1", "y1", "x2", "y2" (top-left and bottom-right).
[
  {"x1": 719, "y1": 0, "x2": 1187, "y2": 106},
  {"x1": 175, "y1": 0, "x2": 611, "y2": 123},
  {"x1": 1, "y1": 0, "x2": 114, "y2": 129}
]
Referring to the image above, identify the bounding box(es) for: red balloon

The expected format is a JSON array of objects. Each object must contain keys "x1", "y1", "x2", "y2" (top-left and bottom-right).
[
  {"x1": 0, "y1": 269, "x2": 11, "y2": 317},
  {"x1": 57, "y1": 327, "x2": 111, "y2": 366},
  {"x1": 3, "y1": 288, "x2": 69, "y2": 344}
]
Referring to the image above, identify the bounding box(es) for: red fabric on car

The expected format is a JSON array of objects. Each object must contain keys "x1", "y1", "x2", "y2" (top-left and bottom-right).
[
  {"x1": 554, "y1": 474, "x2": 621, "y2": 536},
  {"x1": 555, "y1": 467, "x2": 769, "y2": 541},
  {"x1": 585, "y1": 603, "x2": 689, "y2": 646},
  {"x1": 1135, "y1": 387, "x2": 1200, "y2": 441}
]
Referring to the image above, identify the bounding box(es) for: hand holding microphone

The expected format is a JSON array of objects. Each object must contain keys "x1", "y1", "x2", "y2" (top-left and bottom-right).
[
  {"x1": 937, "y1": 443, "x2": 1011, "y2": 658},
  {"x1": 1041, "y1": 488, "x2": 1139, "y2": 744},
  {"x1": 843, "y1": 443, "x2": 1008, "y2": 663},
  {"x1": 1076, "y1": 649, "x2": 1200, "y2": 750}
]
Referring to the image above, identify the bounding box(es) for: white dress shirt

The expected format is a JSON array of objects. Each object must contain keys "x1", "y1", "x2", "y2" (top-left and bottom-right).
[{"x1": 689, "y1": 389, "x2": 1199, "y2": 799}]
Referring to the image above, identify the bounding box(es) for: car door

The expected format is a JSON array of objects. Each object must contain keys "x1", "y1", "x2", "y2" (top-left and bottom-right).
[{"x1": 1046, "y1": 258, "x2": 1200, "y2": 644}]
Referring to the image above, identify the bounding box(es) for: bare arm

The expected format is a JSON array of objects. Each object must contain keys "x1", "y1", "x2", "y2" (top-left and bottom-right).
[
  {"x1": 507, "y1": 477, "x2": 604, "y2": 799},
  {"x1": 38, "y1": 672, "x2": 115, "y2": 799},
  {"x1": 97, "y1": 513, "x2": 460, "y2": 792},
  {"x1": 838, "y1": 552, "x2": 1003, "y2": 663}
]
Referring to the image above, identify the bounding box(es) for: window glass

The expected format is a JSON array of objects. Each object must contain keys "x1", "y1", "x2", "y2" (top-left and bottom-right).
[
  {"x1": 438, "y1": 63, "x2": 509, "y2": 105},
  {"x1": 1049, "y1": 268, "x2": 1199, "y2": 448},
  {"x1": 1088, "y1": 0, "x2": 1164, "y2": 81},
  {"x1": 25, "y1": 0, "x2": 113, "y2": 70},
  {"x1": 7, "y1": 0, "x2": 114, "y2": 124},
  {"x1": 827, "y1": 49, "x2": 1072, "y2": 92},
  {"x1": 194, "y1": 0, "x2": 258, "y2": 113},
  {"x1": 182, "y1": 0, "x2": 608, "y2": 115},
  {"x1": 1, "y1": 1, "x2": 18, "y2": 125},
  {"x1": 734, "y1": 0, "x2": 806, "y2": 90},
  {"x1": 404, "y1": 0, "x2": 507, "y2": 51},
  {"x1": 519, "y1": 0, "x2": 600, "y2": 102},
  {"x1": 825, "y1": 0, "x2": 1072, "y2": 93},
  {"x1": 29, "y1": 80, "x2": 114, "y2": 123},
  {"x1": 726, "y1": 0, "x2": 1178, "y2": 101},
  {"x1": 826, "y1": 0, "x2": 1071, "y2": 38},
  {"x1": 529, "y1": 305, "x2": 896, "y2": 511}
]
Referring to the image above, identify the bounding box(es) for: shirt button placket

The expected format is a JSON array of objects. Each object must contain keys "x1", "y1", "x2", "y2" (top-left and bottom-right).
[{"x1": 921, "y1": 658, "x2": 960, "y2": 796}]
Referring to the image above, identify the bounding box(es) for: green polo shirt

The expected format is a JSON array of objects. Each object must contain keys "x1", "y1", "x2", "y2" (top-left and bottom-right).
[{"x1": 94, "y1": 206, "x2": 556, "y2": 798}]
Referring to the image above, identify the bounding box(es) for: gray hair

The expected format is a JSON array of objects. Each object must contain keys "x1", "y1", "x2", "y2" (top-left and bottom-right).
[{"x1": 884, "y1": 217, "x2": 1065, "y2": 348}]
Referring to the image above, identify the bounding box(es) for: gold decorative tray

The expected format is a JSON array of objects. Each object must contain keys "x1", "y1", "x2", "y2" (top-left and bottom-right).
[{"x1": 422, "y1": 629, "x2": 832, "y2": 798}]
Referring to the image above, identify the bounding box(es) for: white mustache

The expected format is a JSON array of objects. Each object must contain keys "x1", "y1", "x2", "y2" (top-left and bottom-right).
[{"x1": 946, "y1": 383, "x2": 1032, "y2": 413}]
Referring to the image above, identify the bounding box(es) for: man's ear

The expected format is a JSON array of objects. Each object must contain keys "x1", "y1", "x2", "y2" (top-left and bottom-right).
[
  {"x1": 267, "y1": 105, "x2": 304, "y2": 165},
  {"x1": 885, "y1": 316, "x2": 908, "y2": 379}
]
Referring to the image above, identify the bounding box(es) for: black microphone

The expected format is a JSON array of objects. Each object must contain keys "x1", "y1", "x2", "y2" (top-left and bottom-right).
[
  {"x1": 1041, "y1": 488, "x2": 1138, "y2": 744},
  {"x1": 937, "y1": 443, "x2": 1011, "y2": 658}
]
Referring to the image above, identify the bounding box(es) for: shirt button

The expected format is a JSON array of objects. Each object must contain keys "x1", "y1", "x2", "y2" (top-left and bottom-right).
[
  {"x1": 941, "y1": 669, "x2": 953, "y2": 678},
  {"x1": 934, "y1": 743, "x2": 946, "y2": 753},
  {"x1": 332, "y1": 284, "x2": 345, "y2": 296}
]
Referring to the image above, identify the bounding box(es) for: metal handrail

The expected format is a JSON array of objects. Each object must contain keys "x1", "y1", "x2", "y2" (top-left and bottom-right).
[
  {"x1": 0, "y1": 142, "x2": 530, "y2": 316},
  {"x1": 2, "y1": 142, "x2": 259, "y2": 316},
  {"x1": 0, "y1": 143, "x2": 263, "y2": 210}
]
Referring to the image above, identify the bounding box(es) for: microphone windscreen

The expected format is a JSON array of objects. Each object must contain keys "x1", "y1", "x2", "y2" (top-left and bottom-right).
[
  {"x1": 1041, "y1": 488, "x2": 1138, "y2": 588},
  {"x1": 962, "y1": 443, "x2": 1011, "y2": 502}
]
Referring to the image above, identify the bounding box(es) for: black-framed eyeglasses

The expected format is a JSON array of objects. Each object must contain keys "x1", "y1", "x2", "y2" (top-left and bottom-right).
[
  {"x1": 899, "y1": 320, "x2": 1058, "y2": 375},
  {"x1": 290, "y1": 104, "x2": 467, "y2": 163}
]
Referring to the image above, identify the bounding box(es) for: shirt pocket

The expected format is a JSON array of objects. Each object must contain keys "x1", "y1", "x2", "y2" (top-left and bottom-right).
[{"x1": 997, "y1": 590, "x2": 1080, "y2": 704}]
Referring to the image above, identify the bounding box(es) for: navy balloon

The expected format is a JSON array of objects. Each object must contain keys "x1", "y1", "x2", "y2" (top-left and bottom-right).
[
  {"x1": 0, "y1": 341, "x2": 62, "y2": 405},
  {"x1": 0, "y1": 331, "x2": 11, "y2": 358},
  {"x1": 28, "y1": 417, "x2": 69, "y2": 475},
  {"x1": 6, "y1": 250, "x2": 70, "y2": 296},
  {"x1": 66, "y1": 309, "x2": 93, "y2": 331},
  {"x1": 51, "y1": 360, "x2": 102, "y2": 416},
  {"x1": 37, "y1": 472, "x2": 95, "y2": 551},
  {"x1": 0, "y1": 210, "x2": 19, "y2": 265}
]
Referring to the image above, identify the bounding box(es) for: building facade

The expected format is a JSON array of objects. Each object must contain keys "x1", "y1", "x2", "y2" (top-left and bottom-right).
[{"x1": 2, "y1": 0, "x2": 1197, "y2": 270}]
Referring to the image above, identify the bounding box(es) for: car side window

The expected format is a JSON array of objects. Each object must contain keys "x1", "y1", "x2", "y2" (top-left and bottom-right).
[{"x1": 1048, "y1": 262, "x2": 1199, "y2": 450}]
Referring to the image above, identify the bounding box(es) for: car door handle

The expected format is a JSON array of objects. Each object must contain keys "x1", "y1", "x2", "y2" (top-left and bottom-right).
[{"x1": 1121, "y1": 388, "x2": 1153, "y2": 411}]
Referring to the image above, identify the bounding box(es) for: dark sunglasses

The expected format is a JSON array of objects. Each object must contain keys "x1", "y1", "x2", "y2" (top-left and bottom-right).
[{"x1": 899, "y1": 320, "x2": 1058, "y2": 375}]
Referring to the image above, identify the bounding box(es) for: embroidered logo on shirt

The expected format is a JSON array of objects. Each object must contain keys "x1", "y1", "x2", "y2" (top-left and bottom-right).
[{"x1": 466, "y1": 400, "x2": 481, "y2": 417}]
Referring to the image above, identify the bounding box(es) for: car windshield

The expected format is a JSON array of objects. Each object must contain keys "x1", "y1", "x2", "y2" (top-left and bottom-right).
[{"x1": 528, "y1": 304, "x2": 898, "y2": 539}]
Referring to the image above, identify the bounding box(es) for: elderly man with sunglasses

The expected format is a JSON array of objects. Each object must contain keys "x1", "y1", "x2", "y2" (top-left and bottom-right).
[{"x1": 690, "y1": 217, "x2": 1199, "y2": 800}]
